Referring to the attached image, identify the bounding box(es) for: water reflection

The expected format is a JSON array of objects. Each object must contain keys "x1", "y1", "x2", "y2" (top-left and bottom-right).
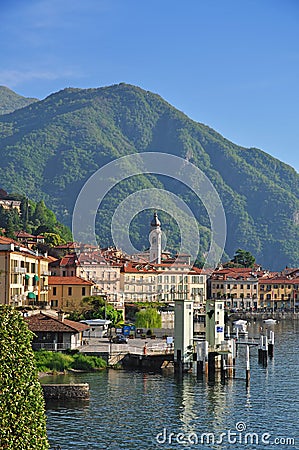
[{"x1": 45, "y1": 320, "x2": 299, "y2": 449}]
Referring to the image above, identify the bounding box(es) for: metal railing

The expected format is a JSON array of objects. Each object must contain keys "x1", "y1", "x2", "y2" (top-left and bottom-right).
[{"x1": 32, "y1": 342, "x2": 80, "y2": 351}]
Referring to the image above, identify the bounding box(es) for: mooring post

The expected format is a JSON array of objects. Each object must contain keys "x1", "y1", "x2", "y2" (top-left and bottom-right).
[
  {"x1": 221, "y1": 355, "x2": 226, "y2": 384},
  {"x1": 246, "y1": 344, "x2": 250, "y2": 388},
  {"x1": 258, "y1": 335, "x2": 263, "y2": 364},
  {"x1": 208, "y1": 352, "x2": 216, "y2": 383},
  {"x1": 196, "y1": 341, "x2": 204, "y2": 379},
  {"x1": 204, "y1": 341, "x2": 209, "y2": 378},
  {"x1": 262, "y1": 335, "x2": 268, "y2": 367},
  {"x1": 227, "y1": 339, "x2": 234, "y2": 379},
  {"x1": 232, "y1": 338, "x2": 236, "y2": 378},
  {"x1": 268, "y1": 330, "x2": 274, "y2": 358}
]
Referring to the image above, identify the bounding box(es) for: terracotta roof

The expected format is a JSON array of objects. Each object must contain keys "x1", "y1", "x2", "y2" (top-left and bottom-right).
[
  {"x1": 259, "y1": 277, "x2": 299, "y2": 285},
  {"x1": 47, "y1": 255, "x2": 58, "y2": 263},
  {"x1": 25, "y1": 312, "x2": 89, "y2": 333},
  {"x1": 0, "y1": 236, "x2": 21, "y2": 246},
  {"x1": 48, "y1": 276, "x2": 94, "y2": 285}
]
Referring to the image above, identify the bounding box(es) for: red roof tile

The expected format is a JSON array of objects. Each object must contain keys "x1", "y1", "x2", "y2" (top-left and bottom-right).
[
  {"x1": 48, "y1": 276, "x2": 94, "y2": 285},
  {"x1": 25, "y1": 312, "x2": 89, "y2": 333}
]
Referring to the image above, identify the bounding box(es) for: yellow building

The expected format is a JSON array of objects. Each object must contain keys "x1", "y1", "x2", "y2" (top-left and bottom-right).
[
  {"x1": 48, "y1": 276, "x2": 94, "y2": 311},
  {"x1": 0, "y1": 237, "x2": 49, "y2": 306},
  {"x1": 258, "y1": 276, "x2": 299, "y2": 310},
  {"x1": 210, "y1": 267, "x2": 259, "y2": 310}
]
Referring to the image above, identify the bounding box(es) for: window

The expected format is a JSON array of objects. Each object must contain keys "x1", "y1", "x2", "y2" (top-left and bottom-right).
[
  {"x1": 82, "y1": 287, "x2": 86, "y2": 296},
  {"x1": 68, "y1": 287, "x2": 72, "y2": 296},
  {"x1": 247, "y1": 285, "x2": 250, "y2": 289},
  {"x1": 51, "y1": 300, "x2": 58, "y2": 308},
  {"x1": 53, "y1": 287, "x2": 57, "y2": 296}
]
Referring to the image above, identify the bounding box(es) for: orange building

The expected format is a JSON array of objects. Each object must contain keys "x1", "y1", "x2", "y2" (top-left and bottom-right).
[{"x1": 48, "y1": 276, "x2": 93, "y2": 311}]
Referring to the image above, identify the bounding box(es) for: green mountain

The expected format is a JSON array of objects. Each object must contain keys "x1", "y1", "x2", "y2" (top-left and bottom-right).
[
  {"x1": 0, "y1": 86, "x2": 38, "y2": 115},
  {"x1": 0, "y1": 83, "x2": 298, "y2": 270}
]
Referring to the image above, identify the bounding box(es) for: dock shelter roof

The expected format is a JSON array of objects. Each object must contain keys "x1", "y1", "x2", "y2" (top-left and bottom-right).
[{"x1": 80, "y1": 319, "x2": 111, "y2": 326}]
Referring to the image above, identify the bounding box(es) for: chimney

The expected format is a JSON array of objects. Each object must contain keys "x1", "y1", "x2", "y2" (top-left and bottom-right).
[{"x1": 57, "y1": 310, "x2": 65, "y2": 322}]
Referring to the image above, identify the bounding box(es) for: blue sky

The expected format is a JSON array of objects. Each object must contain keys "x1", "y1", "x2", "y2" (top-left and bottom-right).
[{"x1": 1, "y1": 0, "x2": 299, "y2": 172}]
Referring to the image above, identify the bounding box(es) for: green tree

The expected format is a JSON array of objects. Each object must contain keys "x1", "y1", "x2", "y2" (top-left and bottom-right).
[
  {"x1": 68, "y1": 296, "x2": 123, "y2": 325},
  {"x1": 43, "y1": 232, "x2": 65, "y2": 247},
  {"x1": 231, "y1": 248, "x2": 256, "y2": 268},
  {"x1": 135, "y1": 307, "x2": 162, "y2": 329},
  {"x1": 0, "y1": 306, "x2": 49, "y2": 449},
  {"x1": 33, "y1": 200, "x2": 56, "y2": 229}
]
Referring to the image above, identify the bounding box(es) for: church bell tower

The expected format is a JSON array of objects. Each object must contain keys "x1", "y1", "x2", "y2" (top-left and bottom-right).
[{"x1": 149, "y1": 212, "x2": 162, "y2": 264}]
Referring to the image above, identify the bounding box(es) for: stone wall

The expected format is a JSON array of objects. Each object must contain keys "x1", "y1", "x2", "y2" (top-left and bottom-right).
[{"x1": 42, "y1": 383, "x2": 89, "y2": 400}]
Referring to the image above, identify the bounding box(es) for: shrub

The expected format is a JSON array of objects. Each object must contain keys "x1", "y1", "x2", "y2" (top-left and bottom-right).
[
  {"x1": 72, "y1": 354, "x2": 106, "y2": 371},
  {"x1": 34, "y1": 350, "x2": 73, "y2": 372},
  {"x1": 34, "y1": 350, "x2": 107, "y2": 373},
  {"x1": 0, "y1": 306, "x2": 49, "y2": 449}
]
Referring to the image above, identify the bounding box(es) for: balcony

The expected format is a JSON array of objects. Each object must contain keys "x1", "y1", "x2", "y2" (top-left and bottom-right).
[{"x1": 14, "y1": 267, "x2": 26, "y2": 274}]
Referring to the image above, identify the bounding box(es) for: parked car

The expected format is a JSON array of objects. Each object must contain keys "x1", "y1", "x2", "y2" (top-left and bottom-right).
[{"x1": 110, "y1": 334, "x2": 128, "y2": 344}]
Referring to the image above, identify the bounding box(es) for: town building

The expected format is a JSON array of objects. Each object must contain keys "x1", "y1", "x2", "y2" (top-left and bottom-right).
[
  {"x1": 209, "y1": 267, "x2": 262, "y2": 310},
  {"x1": 258, "y1": 275, "x2": 299, "y2": 310},
  {"x1": 0, "y1": 189, "x2": 21, "y2": 212},
  {"x1": 25, "y1": 311, "x2": 89, "y2": 350},
  {"x1": 14, "y1": 231, "x2": 45, "y2": 249},
  {"x1": 48, "y1": 276, "x2": 93, "y2": 311},
  {"x1": 120, "y1": 213, "x2": 207, "y2": 312},
  {"x1": 49, "y1": 251, "x2": 123, "y2": 311},
  {"x1": 0, "y1": 236, "x2": 50, "y2": 307}
]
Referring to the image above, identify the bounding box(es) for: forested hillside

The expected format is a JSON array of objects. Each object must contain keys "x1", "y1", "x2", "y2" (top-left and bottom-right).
[
  {"x1": 0, "y1": 83, "x2": 298, "y2": 269},
  {"x1": 0, "y1": 86, "x2": 38, "y2": 115}
]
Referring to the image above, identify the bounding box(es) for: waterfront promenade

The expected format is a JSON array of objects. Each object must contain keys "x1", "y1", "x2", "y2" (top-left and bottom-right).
[{"x1": 78, "y1": 336, "x2": 173, "y2": 367}]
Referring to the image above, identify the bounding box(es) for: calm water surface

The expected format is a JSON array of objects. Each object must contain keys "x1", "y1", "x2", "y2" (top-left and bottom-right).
[{"x1": 45, "y1": 321, "x2": 299, "y2": 449}]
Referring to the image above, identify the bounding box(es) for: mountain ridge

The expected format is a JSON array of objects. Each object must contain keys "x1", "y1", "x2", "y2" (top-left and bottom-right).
[
  {"x1": 0, "y1": 83, "x2": 298, "y2": 270},
  {"x1": 0, "y1": 86, "x2": 38, "y2": 115}
]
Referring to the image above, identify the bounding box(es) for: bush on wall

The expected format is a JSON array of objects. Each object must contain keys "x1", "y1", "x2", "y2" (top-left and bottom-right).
[{"x1": 0, "y1": 306, "x2": 49, "y2": 449}]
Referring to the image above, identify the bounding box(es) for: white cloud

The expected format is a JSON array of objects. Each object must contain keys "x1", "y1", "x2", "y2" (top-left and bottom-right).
[{"x1": 0, "y1": 69, "x2": 81, "y2": 88}]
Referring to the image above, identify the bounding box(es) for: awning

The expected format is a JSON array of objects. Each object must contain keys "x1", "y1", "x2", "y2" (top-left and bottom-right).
[
  {"x1": 27, "y1": 292, "x2": 36, "y2": 299},
  {"x1": 33, "y1": 275, "x2": 39, "y2": 282},
  {"x1": 25, "y1": 274, "x2": 30, "y2": 280}
]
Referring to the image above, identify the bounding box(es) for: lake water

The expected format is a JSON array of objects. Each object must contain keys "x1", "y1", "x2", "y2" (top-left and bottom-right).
[{"x1": 45, "y1": 320, "x2": 299, "y2": 449}]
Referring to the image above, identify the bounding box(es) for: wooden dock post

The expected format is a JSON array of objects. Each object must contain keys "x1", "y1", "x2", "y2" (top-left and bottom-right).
[{"x1": 246, "y1": 345, "x2": 250, "y2": 388}]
